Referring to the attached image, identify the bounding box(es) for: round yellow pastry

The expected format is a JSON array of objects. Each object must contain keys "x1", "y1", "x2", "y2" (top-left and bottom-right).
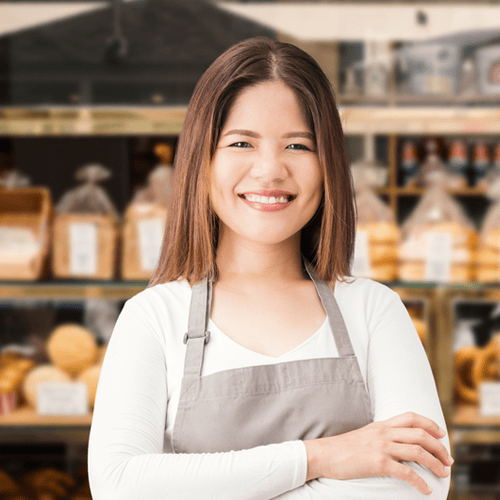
[
  {"x1": 47, "y1": 324, "x2": 98, "y2": 377},
  {"x1": 472, "y1": 335, "x2": 500, "y2": 388}
]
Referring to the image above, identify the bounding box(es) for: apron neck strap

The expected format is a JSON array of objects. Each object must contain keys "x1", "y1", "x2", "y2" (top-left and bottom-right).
[{"x1": 303, "y1": 261, "x2": 355, "y2": 357}]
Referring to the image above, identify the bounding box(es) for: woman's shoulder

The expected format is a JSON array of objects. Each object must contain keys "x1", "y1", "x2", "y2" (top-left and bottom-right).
[
  {"x1": 334, "y1": 275, "x2": 400, "y2": 309},
  {"x1": 125, "y1": 279, "x2": 192, "y2": 317}
]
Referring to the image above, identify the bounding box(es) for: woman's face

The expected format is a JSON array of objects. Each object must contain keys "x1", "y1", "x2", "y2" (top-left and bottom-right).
[{"x1": 210, "y1": 80, "x2": 323, "y2": 248}]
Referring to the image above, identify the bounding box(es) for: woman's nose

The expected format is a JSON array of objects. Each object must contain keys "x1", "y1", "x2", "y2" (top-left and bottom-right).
[{"x1": 250, "y1": 149, "x2": 288, "y2": 183}]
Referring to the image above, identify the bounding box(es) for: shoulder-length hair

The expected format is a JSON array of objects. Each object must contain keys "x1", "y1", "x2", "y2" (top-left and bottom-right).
[{"x1": 149, "y1": 37, "x2": 356, "y2": 286}]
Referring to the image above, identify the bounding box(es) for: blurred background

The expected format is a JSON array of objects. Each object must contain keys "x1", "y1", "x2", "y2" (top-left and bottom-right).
[{"x1": 1, "y1": 0, "x2": 500, "y2": 498}]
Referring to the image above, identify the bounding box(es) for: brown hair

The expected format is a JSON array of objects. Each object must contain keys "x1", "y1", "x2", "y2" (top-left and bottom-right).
[{"x1": 149, "y1": 37, "x2": 356, "y2": 286}]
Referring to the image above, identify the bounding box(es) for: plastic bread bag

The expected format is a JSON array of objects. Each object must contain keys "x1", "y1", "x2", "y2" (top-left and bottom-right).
[
  {"x1": 351, "y1": 160, "x2": 399, "y2": 281},
  {"x1": 56, "y1": 164, "x2": 119, "y2": 219},
  {"x1": 121, "y1": 145, "x2": 173, "y2": 279},
  {"x1": 52, "y1": 164, "x2": 119, "y2": 279},
  {"x1": 399, "y1": 174, "x2": 477, "y2": 282}
]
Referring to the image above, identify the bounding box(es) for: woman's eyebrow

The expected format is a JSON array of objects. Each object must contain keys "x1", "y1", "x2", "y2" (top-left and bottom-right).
[{"x1": 223, "y1": 130, "x2": 315, "y2": 140}]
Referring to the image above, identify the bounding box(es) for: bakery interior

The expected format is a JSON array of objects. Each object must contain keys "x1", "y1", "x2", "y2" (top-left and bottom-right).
[{"x1": 2, "y1": 0, "x2": 500, "y2": 498}]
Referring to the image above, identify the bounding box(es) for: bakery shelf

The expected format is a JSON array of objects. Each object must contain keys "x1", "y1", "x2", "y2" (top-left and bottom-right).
[
  {"x1": 0, "y1": 281, "x2": 147, "y2": 300},
  {"x1": 0, "y1": 407, "x2": 91, "y2": 428},
  {"x1": 2, "y1": 106, "x2": 500, "y2": 136}
]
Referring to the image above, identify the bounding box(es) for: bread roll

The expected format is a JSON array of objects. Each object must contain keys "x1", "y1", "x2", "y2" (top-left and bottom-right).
[{"x1": 47, "y1": 324, "x2": 98, "y2": 377}]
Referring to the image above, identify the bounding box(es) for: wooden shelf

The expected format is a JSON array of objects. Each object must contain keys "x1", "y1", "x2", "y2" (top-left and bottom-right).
[
  {"x1": 0, "y1": 406, "x2": 92, "y2": 427},
  {"x1": 1, "y1": 105, "x2": 500, "y2": 136},
  {"x1": 0, "y1": 281, "x2": 147, "y2": 300}
]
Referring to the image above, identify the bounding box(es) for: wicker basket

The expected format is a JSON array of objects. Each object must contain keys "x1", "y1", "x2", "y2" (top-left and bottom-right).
[
  {"x1": 0, "y1": 187, "x2": 52, "y2": 280},
  {"x1": 121, "y1": 203, "x2": 167, "y2": 281},
  {"x1": 52, "y1": 213, "x2": 118, "y2": 280}
]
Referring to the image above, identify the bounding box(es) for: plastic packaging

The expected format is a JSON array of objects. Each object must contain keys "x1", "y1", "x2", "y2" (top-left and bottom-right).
[
  {"x1": 399, "y1": 176, "x2": 477, "y2": 282},
  {"x1": 52, "y1": 164, "x2": 119, "y2": 279}
]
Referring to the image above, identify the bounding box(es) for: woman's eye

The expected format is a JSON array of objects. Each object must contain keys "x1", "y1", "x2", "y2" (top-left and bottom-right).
[
  {"x1": 286, "y1": 143, "x2": 312, "y2": 151},
  {"x1": 229, "y1": 142, "x2": 252, "y2": 148}
]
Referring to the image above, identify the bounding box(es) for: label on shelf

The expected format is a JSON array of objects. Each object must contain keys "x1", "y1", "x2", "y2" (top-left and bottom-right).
[
  {"x1": 425, "y1": 232, "x2": 452, "y2": 282},
  {"x1": 137, "y1": 218, "x2": 164, "y2": 271},
  {"x1": 479, "y1": 381, "x2": 500, "y2": 416},
  {"x1": 37, "y1": 382, "x2": 89, "y2": 416},
  {"x1": 352, "y1": 230, "x2": 372, "y2": 277},
  {"x1": 69, "y1": 223, "x2": 97, "y2": 275}
]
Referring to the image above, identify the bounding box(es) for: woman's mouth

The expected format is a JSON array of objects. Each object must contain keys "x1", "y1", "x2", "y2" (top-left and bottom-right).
[{"x1": 238, "y1": 192, "x2": 296, "y2": 212}]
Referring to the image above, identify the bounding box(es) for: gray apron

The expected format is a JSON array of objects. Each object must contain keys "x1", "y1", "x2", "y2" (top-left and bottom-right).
[{"x1": 171, "y1": 263, "x2": 372, "y2": 454}]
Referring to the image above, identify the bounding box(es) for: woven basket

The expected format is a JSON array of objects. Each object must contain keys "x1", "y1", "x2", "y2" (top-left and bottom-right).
[{"x1": 0, "y1": 187, "x2": 52, "y2": 280}]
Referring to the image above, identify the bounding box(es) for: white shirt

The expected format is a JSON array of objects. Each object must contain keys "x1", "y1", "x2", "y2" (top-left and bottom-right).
[{"x1": 88, "y1": 276, "x2": 451, "y2": 500}]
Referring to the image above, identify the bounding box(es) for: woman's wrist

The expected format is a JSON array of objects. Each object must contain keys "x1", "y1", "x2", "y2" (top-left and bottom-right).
[{"x1": 304, "y1": 438, "x2": 326, "y2": 481}]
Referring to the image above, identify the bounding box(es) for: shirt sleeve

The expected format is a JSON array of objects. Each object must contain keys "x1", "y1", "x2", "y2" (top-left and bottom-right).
[
  {"x1": 87, "y1": 298, "x2": 307, "y2": 500},
  {"x1": 272, "y1": 284, "x2": 451, "y2": 500}
]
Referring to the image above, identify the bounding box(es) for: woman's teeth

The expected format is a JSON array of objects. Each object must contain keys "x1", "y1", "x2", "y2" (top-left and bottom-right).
[{"x1": 242, "y1": 194, "x2": 291, "y2": 204}]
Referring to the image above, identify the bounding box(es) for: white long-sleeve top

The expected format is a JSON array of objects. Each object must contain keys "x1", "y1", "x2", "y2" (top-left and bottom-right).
[{"x1": 88, "y1": 276, "x2": 451, "y2": 500}]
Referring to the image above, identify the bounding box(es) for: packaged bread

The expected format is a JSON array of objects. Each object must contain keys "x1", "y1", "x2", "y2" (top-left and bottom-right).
[
  {"x1": 0, "y1": 170, "x2": 53, "y2": 280},
  {"x1": 398, "y1": 179, "x2": 477, "y2": 282},
  {"x1": 52, "y1": 164, "x2": 119, "y2": 279},
  {"x1": 351, "y1": 154, "x2": 399, "y2": 282},
  {"x1": 476, "y1": 184, "x2": 500, "y2": 282},
  {"x1": 121, "y1": 142, "x2": 173, "y2": 280},
  {"x1": 47, "y1": 324, "x2": 98, "y2": 377}
]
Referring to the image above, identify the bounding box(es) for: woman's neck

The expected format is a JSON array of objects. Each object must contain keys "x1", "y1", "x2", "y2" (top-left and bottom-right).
[{"x1": 215, "y1": 231, "x2": 305, "y2": 287}]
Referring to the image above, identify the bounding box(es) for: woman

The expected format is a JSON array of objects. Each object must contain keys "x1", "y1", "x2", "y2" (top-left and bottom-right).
[{"x1": 88, "y1": 37, "x2": 452, "y2": 499}]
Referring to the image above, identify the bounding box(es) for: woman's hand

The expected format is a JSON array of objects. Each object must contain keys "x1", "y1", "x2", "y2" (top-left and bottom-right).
[{"x1": 304, "y1": 412, "x2": 453, "y2": 495}]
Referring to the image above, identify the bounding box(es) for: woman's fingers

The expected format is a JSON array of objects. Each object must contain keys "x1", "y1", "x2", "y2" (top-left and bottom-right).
[
  {"x1": 389, "y1": 442, "x2": 450, "y2": 479},
  {"x1": 391, "y1": 426, "x2": 452, "y2": 466},
  {"x1": 385, "y1": 411, "x2": 445, "y2": 440},
  {"x1": 386, "y1": 460, "x2": 433, "y2": 496}
]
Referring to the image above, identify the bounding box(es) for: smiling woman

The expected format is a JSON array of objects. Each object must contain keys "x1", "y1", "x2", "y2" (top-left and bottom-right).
[{"x1": 88, "y1": 37, "x2": 452, "y2": 500}]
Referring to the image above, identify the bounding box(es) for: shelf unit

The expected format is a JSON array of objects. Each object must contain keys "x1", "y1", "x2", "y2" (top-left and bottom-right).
[{"x1": 2, "y1": 103, "x2": 500, "y2": 496}]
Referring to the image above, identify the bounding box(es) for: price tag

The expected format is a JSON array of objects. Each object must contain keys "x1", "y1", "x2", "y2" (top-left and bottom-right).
[
  {"x1": 37, "y1": 382, "x2": 89, "y2": 416},
  {"x1": 480, "y1": 381, "x2": 500, "y2": 416},
  {"x1": 425, "y1": 232, "x2": 452, "y2": 282},
  {"x1": 70, "y1": 223, "x2": 97, "y2": 275},
  {"x1": 352, "y1": 231, "x2": 372, "y2": 277},
  {"x1": 137, "y1": 218, "x2": 165, "y2": 271}
]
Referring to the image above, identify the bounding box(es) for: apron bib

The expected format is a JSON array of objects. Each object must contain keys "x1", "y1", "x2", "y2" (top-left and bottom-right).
[{"x1": 171, "y1": 263, "x2": 372, "y2": 454}]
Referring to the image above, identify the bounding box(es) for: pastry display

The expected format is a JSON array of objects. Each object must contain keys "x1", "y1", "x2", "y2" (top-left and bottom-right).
[{"x1": 22, "y1": 365, "x2": 72, "y2": 409}]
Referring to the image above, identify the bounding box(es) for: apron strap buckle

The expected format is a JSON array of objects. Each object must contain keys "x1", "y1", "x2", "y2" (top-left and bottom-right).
[{"x1": 183, "y1": 330, "x2": 211, "y2": 345}]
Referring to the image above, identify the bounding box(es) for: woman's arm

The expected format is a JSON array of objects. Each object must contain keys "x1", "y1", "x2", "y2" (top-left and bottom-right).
[
  {"x1": 273, "y1": 283, "x2": 451, "y2": 499},
  {"x1": 88, "y1": 298, "x2": 306, "y2": 500}
]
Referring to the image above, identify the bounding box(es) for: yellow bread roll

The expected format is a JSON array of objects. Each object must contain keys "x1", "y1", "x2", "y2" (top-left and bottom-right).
[
  {"x1": 47, "y1": 324, "x2": 98, "y2": 377},
  {"x1": 357, "y1": 221, "x2": 400, "y2": 244},
  {"x1": 0, "y1": 353, "x2": 35, "y2": 393},
  {"x1": 454, "y1": 346, "x2": 480, "y2": 404},
  {"x1": 77, "y1": 364, "x2": 101, "y2": 408},
  {"x1": 22, "y1": 365, "x2": 72, "y2": 409}
]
